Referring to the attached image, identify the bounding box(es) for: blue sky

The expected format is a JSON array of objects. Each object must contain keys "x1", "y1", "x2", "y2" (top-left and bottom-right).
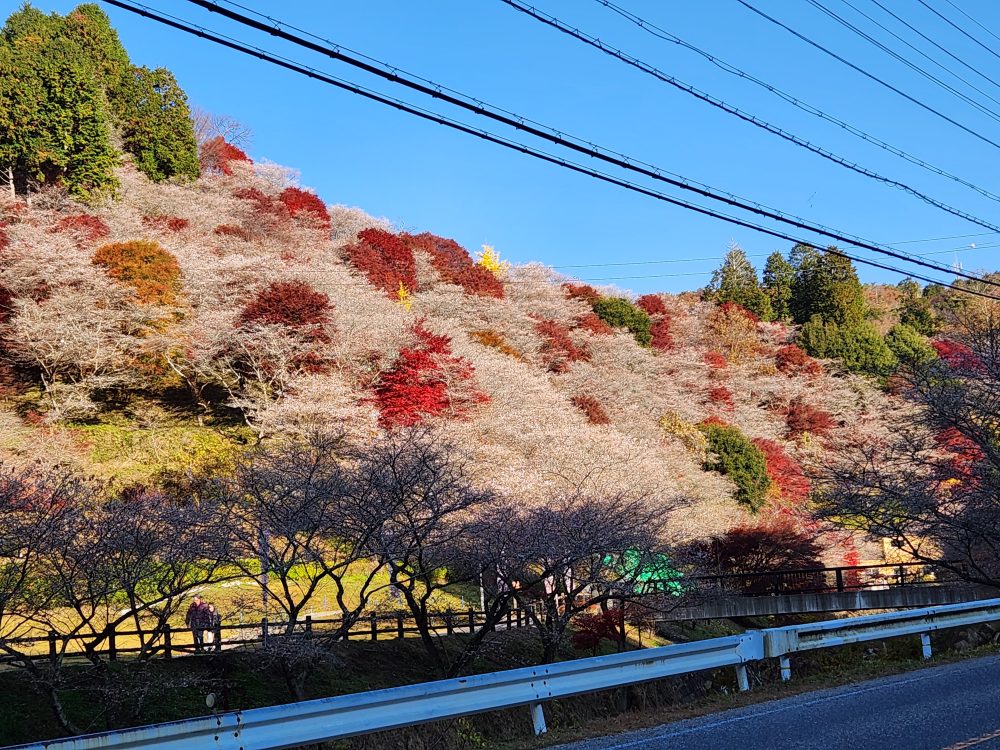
[{"x1": 10, "y1": 0, "x2": 1000, "y2": 293}]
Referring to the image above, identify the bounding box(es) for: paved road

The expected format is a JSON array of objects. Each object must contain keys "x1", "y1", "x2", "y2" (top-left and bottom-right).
[{"x1": 553, "y1": 654, "x2": 1000, "y2": 750}]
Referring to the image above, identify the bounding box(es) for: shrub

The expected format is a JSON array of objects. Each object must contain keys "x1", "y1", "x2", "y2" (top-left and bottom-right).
[
  {"x1": 798, "y1": 315, "x2": 896, "y2": 376},
  {"x1": 535, "y1": 318, "x2": 591, "y2": 373},
  {"x1": 650, "y1": 316, "x2": 674, "y2": 351},
  {"x1": 50, "y1": 214, "x2": 110, "y2": 244},
  {"x1": 278, "y1": 187, "x2": 330, "y2": 229},
  {"x1": 708, "y1": 385, "x2": 734, "y2": 410},
  {"x1": 885, "y1": 324, "x2": 937, "y2": 366},
  {"x1": 199, "y1": 136, "x2": 251, "y2": 175},
  {"x1": 563, "y1": 282, "x2": 601, "y2": 304},
  {"x1": 659, "y1": 412, "x2": 708, "y2": 456},
  {"x1": 570, "y1": 394, "x2": 611, "y2": 425},
  {"x1": 709, "y1": 302, "x2": 759, "y2": 363},
  {"x1": 405, "y1": 232, "x2": 504, "y2": 298},
  {"x1": 470, "y1": 329, "x2": 523, "y2": 360},
  {"x1": 575, "y1": 312, "x2": 614, "y2": 336},
  {"x1": 344, "y1": 228, "x2": 418, "y2": 298},
  {"x1": 718, "y1": 300, "x2": 760, "y2": 324},
  {"x1": 592, "y1": 297, "x2": 652, "y2": 346},
  {"x1": 92, "y1": 239, "x2": 181, "y2": 305},
  {"x1": 368, "y1": 321, "x2": 488, "y2": 428},
  {"x1": 785, "y1": 399, "x2": 835, "y2": 439},
  {"x1": 142, "y1": 215, "x2": 188, "y2": 232},
  {"x1": 775, "y1": 344, "x2": 821, "y2": 376},
  {"x1": 699, "y1": 421, "x2": 772, "y2": 512},
  {"x1": 751, "y1": 438, "x2": 810, "y2": 505},
  {"x1": 932, "y1": 339, "x2": 982, "y2": 372},
  {"x1": 238, "y1": 280, "x2": 332, "y2": 342},
  {"x1": 636, "y1": 293, "x2": 667, "y2": 317},
  {"x1": 703, "y1": 351, "x2": 727, "y2": 370},
  {"x1": 214, "y1": 224, "x2": 252, "y2": 241},
  {"x1": 704, "y1": 520, "x2": 824, "y2": 589},
  {"x1": 571, "y1": 608, "x2": 622, "y2": 654}
]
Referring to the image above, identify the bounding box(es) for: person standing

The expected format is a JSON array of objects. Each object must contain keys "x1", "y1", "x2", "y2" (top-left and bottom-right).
[
  {"x1": 206, "y1": 603, "x2": 223, "y2": 651},
  {"x1": 185, "y1": 595, "x2": 208, "y2": 652}
]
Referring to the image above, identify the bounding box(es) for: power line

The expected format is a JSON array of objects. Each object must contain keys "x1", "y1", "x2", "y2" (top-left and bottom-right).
[
  {"x1": 172, "y1": 0, "x2": 1000, "y2": 290},
  {"x1": 593, "y1": 0, "x2": 1000, "y2": 205},
  {"x1": 99, "y1": 0, "x2": 1000, "y2": 302},
  {"x1": 941, "y1": 0, "x2": 1000, "y2": 46},
  {"x1": 805, "y1": 0, "x2": 1000, "y2": 121},
  {"x1": 915, "y1": 0, "x2": 1000, "y2": 64},
  {"x1": 733, "y1": 0, "x2": 1000, "y2": 151},
  {"x1": 498, "y1": 0, "x2": 1000, "y2": 241},
  {"x1": 866, "y1": 0, "x2": 1000, "y2": 94}
]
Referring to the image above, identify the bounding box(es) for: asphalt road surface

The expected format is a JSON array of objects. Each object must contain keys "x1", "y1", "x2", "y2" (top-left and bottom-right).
[{"x1": 552, "y1": 654, "x2": 1000, "y2": 750}]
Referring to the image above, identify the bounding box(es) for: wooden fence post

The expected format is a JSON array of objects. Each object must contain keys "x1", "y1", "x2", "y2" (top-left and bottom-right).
[
  {"x1": 396, "y1": 614, "x2": 404, "y2": 639},
  {"x1": 304, "y1": 615, "x2": 312, "y2": 638},
  {"x1": 108, "y1": 627, "x2": 117, "y2": 662},
  {"x1": 48, "y1": 630, "x2": 57, "y2": 664},
  {"x1": 370, "y1": 613, "x2": 378, "y2": 641},
  {"x1": 163, "y1": 624, "x2": 172, "y2": 659},
  {"x1": 445, "y1": 609, "x2": 454, "y2": 636},
  {"x1": 468, "y1": 608, "x2": 476, "y2": 632}
]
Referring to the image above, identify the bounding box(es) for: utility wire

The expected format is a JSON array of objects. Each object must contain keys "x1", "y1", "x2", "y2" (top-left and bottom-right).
[
  {"x1": 916, "y1": 0, "x2": 1000, "y2": 64},
  {"x1": 733, "y1": 0, "x2": 1000, "y2": 151},
  {"x1": 498, "y1": 0, "x2": 1000, "y2": 242},
  {"x1": 593, "y1": 0, "x2": 1000, "y2": 205},
  {"x1": 866, "y1": 0, "x2": 1000, "y2": 94},
  {"x1": 99, "y1": 0, "x2": 1000, "y2": 301},
  {"x1": 941, "y1": 0, "x2": 1000, "y2": 46},
  {"x1": 175, "y1": 0, "x2": 1000, "y2": 290},
  {"x1": 805, "y1": 0, "x2": 1000, "y2": 122}
]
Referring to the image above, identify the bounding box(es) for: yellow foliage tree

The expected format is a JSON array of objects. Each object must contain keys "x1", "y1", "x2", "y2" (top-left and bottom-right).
[
  {"x1": 396, "y1": 281, "x2": 412, "y2": 311},
  {"x1": 475, "y1": 244, "x2": 510, "y2": 278}
]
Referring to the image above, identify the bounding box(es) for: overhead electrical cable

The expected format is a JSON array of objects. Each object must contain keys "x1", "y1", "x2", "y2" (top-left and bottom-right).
[
  {"x1": 173, "y1": 0, "x2": 1000, "y2": 288},
  {"x1": 592, "y1": 0, "x2": 1000, "y2": 205},
  {"x1": 805, "y1": 0, "x2": 1000, "y2": 121},
  {"x1": 99, "y1": 0, "x2": 1000, "y2": 301},
  {"x1": 497, "y1": 0, "x2": 1000, "y2": 238},
  {"x1": 940, "y1": 0, "x2": 1000, "y2": 46},
  {"x1": 732, "y1": 0, "x2": 1000, "y2": 151},
  {"x1": 915, "y1": 0, "x2": 1000, "y2": 63},
  {"x1": 866, "y1": 0, "x2": 1000, "y2": 94}
]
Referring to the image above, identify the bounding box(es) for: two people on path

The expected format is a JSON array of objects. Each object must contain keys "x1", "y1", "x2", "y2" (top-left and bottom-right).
[{"x1": 185, "y1": 595, "x2": 222, "y2": 652}]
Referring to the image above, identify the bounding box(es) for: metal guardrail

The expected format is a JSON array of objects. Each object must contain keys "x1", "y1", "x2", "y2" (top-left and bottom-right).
[{"x1": 9, "y1": 597, "x2": 1000, "y2": 750}]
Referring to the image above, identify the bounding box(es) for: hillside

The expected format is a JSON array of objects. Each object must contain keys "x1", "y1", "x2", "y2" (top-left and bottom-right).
[{"x1": 0, "y1": 157, "x2": 901, "y2": 558}]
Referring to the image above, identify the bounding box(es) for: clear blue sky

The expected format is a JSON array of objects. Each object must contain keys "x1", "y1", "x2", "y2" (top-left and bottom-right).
[{"x1": 10, "y1": 0, "x2": 1000, "y2": 293}]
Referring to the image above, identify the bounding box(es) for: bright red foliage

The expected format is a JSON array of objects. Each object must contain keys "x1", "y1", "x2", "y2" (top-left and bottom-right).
[
  {"x1": 934, "y1": 427, "x2": 984, "y2": 481},
  {"x1": 718, "y1": 301, "x2": 760, "y2": 324},
  {"x1": 650, "y1": 316, "x2": 674, "y2": 351},
  {"x1": 535, "y1": 318, "x2": 591, "y2": 373},
  {"x1": 574, "y1": 312, "x2": 614, "y2": 336},
  {"x1": 50, "y1": 214, "x2": 109, "y2": 244},
  {"x1": 562, "y1": 283, "x2": 601, "y2": 305},
  {"x1": 775, "y1": 344, "x2": 822, "y2": 376},
  {"x1": 404, "y1": 232, "x2": 504, "y2": 298},
  {"x1": 200, "y1": 136, "x2": 252, "y2": 176},
  {"x1": 703, "y1": 351, "x2": 727, "y2": 369},
  {"x1": 932, "y1": 339, "x2": 982, "y2": 372},
  {"x1": 344, "y1": 228, "x2": 418, "y2": 298},
  {"x1": 142, "y1": 215, "x2": 189, "y2": 232},
  {"x1": 636, "y1": 294, "x2": 667, "y2": 316},
  {"x1": 214, "y1": 224, "x2": 252, "y2": 241},
  {"x1": 751, "y1": 438, "x2": 810, "y2": 505},
  {"x1": 785, "y1": 399, "x2": 835, "y2": 439},
  {"x1": 368, "y1": 321, "x2": 488, "y2": 429},
  {"x1": 278, "y1": 187, "x2": 330, "y2": 229},
  {"x1": 0, "y1": 284, "x2": 13, "y2": 324},
  {"x1": 708, "y1": 385, "x2": 735, "y2": 410},
  {"x1": 570, "y1": 394, "x2": 611, "y2": 425},
  {"x1": 238, "y1": 280, "x2": 333, "y2": 343}
]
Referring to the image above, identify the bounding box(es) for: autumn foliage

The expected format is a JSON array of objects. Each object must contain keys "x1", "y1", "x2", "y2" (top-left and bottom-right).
[
  {"x1": 91, "y1": 240, "x2": 181, "y2": 305},
  {"x1": 405, "y1": 232, "x2": 504, "y2": 298},
  {"x1": 50, "y1": 214, "x2": 109, "y2": 244},
  {"x1": 369, "y1": 321, "x2": 488, "y2": 428},
  {"x1": 934, "y1": 427, "x2": 984, "y2": 481},
  {"x1": 650, "y1": 316, "x2": 674, "y2": 351},
  {"x1": 574, "y1": 312, "x2": 614, "y2": 336},
  {"x1": 571, "y1": 608, "x2": 623, "y2": 653},
  {"x1": 703, "y1": 519, "x2": 824, "y2": 590},
  {"x1": 199, "y1": 136, "x2": 252, "y2": 175},
  {"x1": 278, "y1": 187, "x2": 330, "y2": 229},
  {"x1": 535, "y1": 318, "x2": 591, "y2": 373},
  {"x1": 775, "y1": 344, "x2": 822, "y2": 376},
  {"x1": 752, "y1": 438, "x2": 810, "y2": 505},
  {"x1": 636, "y1": 294, "x2": 667, "y2": 317},
  {"x1": 344, "y1": 228, "x2": 418, "y2": 298},
  {"x1": 142, "y1": 215, "x2": 189, "y2": 233},
  {"x1": 932, "y1": 339, "x2": 982, "y2": 372},
  {"x1": 785, "y1": 399, "x2": 835, "y2": 439},
  {"x1": 571, "y1": 394, "x2": 611, "y2": 425},
  {"x1": 563, "y1": 282, "x2": 601, "y2": 305},
  {"x1": 238, "y1": 280, "x2": 333, "y2": 342},
  {"x1": 214, "y1": 224, "x2": 252, "y2": 241},
  {"x1": 470, "y1": 329, "x2": 522, "y2": 360},
  {"x1": 703, "y1": 351, "x2": 727, "y2": 370},
  {"x1": 708, "y1": 385, "x2": 734, "y2": 410}
]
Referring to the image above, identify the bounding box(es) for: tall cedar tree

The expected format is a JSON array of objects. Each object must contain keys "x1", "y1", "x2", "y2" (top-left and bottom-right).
[
  {"x1": 707, "y1": 244, "x2": 772, "y2": 321},
  {"x1": 762, "y1": 251, "x2": 794, "y2": 321},
  {"x1": 789, "y1": 244, "x2": 866, "y2": 326},
  {"x1": 0, "y1": 6, "x2": 118, "y2": 196}
]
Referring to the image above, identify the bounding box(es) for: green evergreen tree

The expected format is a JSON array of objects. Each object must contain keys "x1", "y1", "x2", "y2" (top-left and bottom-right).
[
  {"x1": 798, "y1": 315, "x2": 897, "y2": 377},
  {"x1": 707, "y1": 244, "x2": 772, "y2": 320},
  {"x1": 896, "y1": 278, "x2": 938, "y2": 336},
  {"x1": 762, "y1": 250, "x2": 794, "y2": 321},
  {"x1": 0, "y1": 5, "x2": 118, "y2": 197},
  {"x1": 886, "y1": 323, "x2": 937, "y2": 366},
  {"x1": 117, "y1": 66, "x2": 200, "y2": 182},
  {"x1": 592, "y1": 297, "x2": 652, "y2": 346},
  {"x1": 698, "y1": 422, "x2": 771, "y2": 512},
  {"x1": 790, "y1": 245, "x2": 867, "y2": 325}
]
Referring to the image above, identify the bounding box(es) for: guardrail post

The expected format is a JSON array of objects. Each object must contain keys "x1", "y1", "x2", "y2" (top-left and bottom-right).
[
  {"x1": 920, "y1": 632, "x2": 932, "y2": 659},
  {"x1": 735, "y1": 664, "x2": 750, "y2": 692},
  {"x1": 370, "y1": 613, "x2": 378, "y2": 641},
  {"x1": 396, "y1": 614, "x2": 404, "y2": 639},
  {"x1": 529, "y1": 702, "x2": 547, "y2": 735},
  {"x1": 779, "y1": 655, "x2": 791, "y2": 681}
]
